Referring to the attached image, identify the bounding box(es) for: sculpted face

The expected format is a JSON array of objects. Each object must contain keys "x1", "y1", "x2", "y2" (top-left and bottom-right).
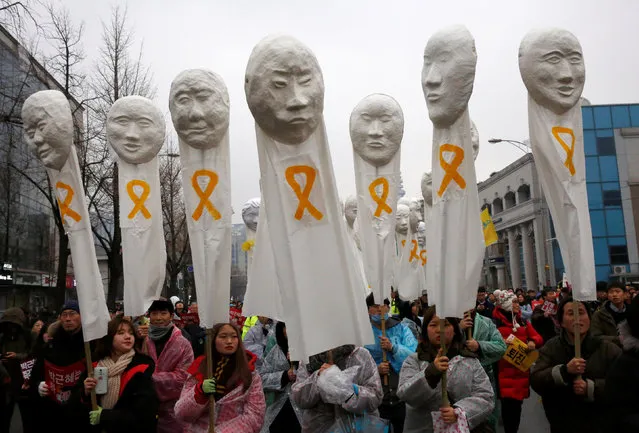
[
  {"x1": 107, "y1": 96, "x2": 165, "y2": 164},
  {"x1": 344, "y1": 196, "x2": 358, "y2": 228},
  {"x1": 242, "y1": 198, "x2": 260, "y2": 232},
  {"x1": 408, "y1": 198, "x2": 422, "y2": 233},
  {"x1": 396, "y1": 204, "x2": 410, "y2": 235},
  {"x1": 245, "y1": 35, "x2": 324, "y2": 145},
  {"x1": 350, "y1": 94, "x2": 403, "y2": 167},
  {"x1": 422, "y1": 26, "x2": 477, "y2": 128},
  {"x1": 22, "y1": 90, "x2": 73, "y2": 170},
  {"x1": 421, "y1": 172, "x2": 433, "y2": 206},
  {"x1": 519, "y1": 29, "x2": 585, "y2": 115},
  {"x1": 169, "y1": 69, "x2": 230, "y2": 149},
  {"x1": 417, "y1": 221, "x2": 426, "y2": 248}
]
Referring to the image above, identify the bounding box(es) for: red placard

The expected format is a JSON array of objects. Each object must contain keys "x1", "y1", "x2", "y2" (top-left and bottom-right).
[
  {"x1": 44, "y1": 359, "x2": 86, "y2": 404},
  {"x1": 541, "y1": 301, "x2": 557, "y2": 315}
]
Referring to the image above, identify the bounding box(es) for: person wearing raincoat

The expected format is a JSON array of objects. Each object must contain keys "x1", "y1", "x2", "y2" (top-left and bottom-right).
[
  {"x1": 291, "y1": 344, "x2": 383, "y2": 433},
  {"x1": 259, "y1": 322, "x2": 302, "y2": 433},
  {"x1": 397, "y1": 306, "x2": 494, "y2": 433},
  {"x1": 175, "y1": 322, "x2": 266, "y2": 433}
]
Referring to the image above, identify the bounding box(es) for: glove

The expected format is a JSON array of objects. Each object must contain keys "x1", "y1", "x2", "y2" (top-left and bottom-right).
[
  {"x1": 89, "y1": 406, "x2": 103, "y2": 425},
  {"x1": 38, "y1": 381, "x2": 49, "y2": 397},
  {"x1": 202, "y1": 378, "x2": 216, "y2": 394}
]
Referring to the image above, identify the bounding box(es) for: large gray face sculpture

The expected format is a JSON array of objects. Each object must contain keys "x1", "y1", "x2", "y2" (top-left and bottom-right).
[
  {"x1": 396, "y1": 204, "x2": 410, "y2": 236},
  {"x1": 417, "y1": 221, "x2": 426, "y2": 248},
  {"x1": 350, "y1": 94, "x2": 403, "y2": 167},
  {"x1": 519, "y1": 28, "x2": 585, "y2": 116},
  {"x1": 107, "y1": 96, "x2": 165, "y2": 164},
  {"x1": 169, "y1": 69, "x2": 230, "y2": 149},
  {"x1": 421, "y1": 172, "x2": 433, "y2": 207},
  {"x1": 344, "y1": 195, "x2": 358, "y2": 228},
  {"x1": 422, "y1": 25, "x2": 477, "y2": 128},
  {"x1": 242, "y1": 198, "x2": 260, "y2": 232},
  {"x1": 22, "y1": 90, "x2": 73, "y2": 170},
  {"x1": 245, "y1": 35, "x2": 324, "y2": 145}
]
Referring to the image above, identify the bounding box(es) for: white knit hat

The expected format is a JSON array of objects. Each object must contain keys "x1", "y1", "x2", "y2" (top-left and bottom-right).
[{"x1": 493, "y1": 290, "x2": 516, "y2": 312}]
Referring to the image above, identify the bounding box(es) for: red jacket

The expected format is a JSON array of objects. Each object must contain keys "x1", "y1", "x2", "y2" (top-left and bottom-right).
[{"x1": 493, "y1": 307, "x2": 544, "y2": 401}]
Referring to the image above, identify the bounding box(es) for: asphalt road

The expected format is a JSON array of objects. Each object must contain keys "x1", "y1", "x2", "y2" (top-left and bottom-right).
[{"x1": 497, "y1": 390, "x2": 551, "y2": 433}]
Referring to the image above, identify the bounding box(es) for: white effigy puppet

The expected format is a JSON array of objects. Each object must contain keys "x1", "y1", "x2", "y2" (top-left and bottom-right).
[
  {"x1": 22, "y1": 91, "x2": 110, "y2": 341},
  {"x1": 395, "y1": 196, "x2": 427, "y2": 301},
  {"x1": 107, "y1": 96, "x2": 166, "y2": 317},
  {"x1": 242, "y1": 197, "x2": 260, "y2": 266},
  {"x1": 245, "y1": 34, "x2": 373, "y2": 360},
  {"x1": 519, "y1": 28, "x2": 594, "y2": 300},
  {"x1": 423, "y1": 26, "x2": 485, "y2": 318},
  {"x1": 350, "y1": 94, "x2": 404, "y2": 303},
  {"x1": 169, "y1": 69, "x2": 232, "y2": 328}
]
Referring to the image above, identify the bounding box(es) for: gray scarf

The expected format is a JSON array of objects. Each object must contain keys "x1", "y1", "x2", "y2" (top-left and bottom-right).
[{"x1": 149, "y1": 323, "x2": 173, "y2": 341}]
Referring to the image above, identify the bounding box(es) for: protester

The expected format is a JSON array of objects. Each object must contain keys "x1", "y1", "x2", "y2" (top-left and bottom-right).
[
  {"x1": 142, "y1": 299, "x2": 194, "y2": 433},
  {"x1": 242, "y1": 315, "x2": 259, "y2": 339},
  {"x1": 397, "y1": 306, "x2": 494, "y2": 433},
  {"x1": 364, "y1": 294, "x2": 417, "y2": 433},
  {"x1": 604, "y1": 294, "x2": 639, "y2": 432},
  {"x1": 407, "y1": 301, "x2": 422, "y2": 330},
  {"x1": 591, "y1": 281, "x2": 627, "y2": 348},
  {"x1": 0, "y1": 307, "x2": 32, "y2": 432},
  {"x1": 259, "y1": 322, "x2": 302, "y2": 433},
  {"x1": 517, "y1": 293, "x2": 533, "y2": 322},
  {"x1": 390, "y1": 288, "x2": 409, "y2": 319},
  {"x1": 30, "y1": 319, "x2": 44, "y2": 344},
  {"x1": 526, "y1": 289, "x2": 538, "y2": 302},
  {"x1": 531, "y1": 288, "x2": 559, "y2": 344},
  {"x1": 419, "y1": 290, "x2": 429, "y2": 315},
  {"x1": 531, "y1": 297, "x2": 622, "y2": 433},
  {"x1": 492, "y1": 290, "x2": 543, "y2": 433},
  {"x1": 476, "y1": 286, "x2": 494, "y2": 319},
  {"x1": 595, "y1": 281, "x2": 609, "y2": 310},
  {"x1": 82, "y1": 316, "x2": 158, "y2": 432},
  {"x1": 175, "y1": 322, "x2": 265, "y2": 433},
  {"x1": 29, "y1": 301, "x2": 90, "y2": 432},
  {"x1": 291, "y1": 344, "x2": 383, "y2": 433},
  {"x1": 460, "y1": 307, "x2": 507, "y2": 431},
  {"x1": 243, "y1": 316, "x2": 272, "y2": 360}
]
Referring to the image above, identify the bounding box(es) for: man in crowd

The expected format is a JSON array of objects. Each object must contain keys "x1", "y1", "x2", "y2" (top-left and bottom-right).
[
  {"x1": 591, "y1": 282, "x2": 627, "y2": 348},
  {"x1": 29, "y1": 301, "x2": 90, "y2": 432},
  {"x1": 364, "y1": 294, "x2": 417, "y2": 433},
  {"x1": 531, "y1": 288, "x2": 559, "y2": 344},
  {"x1": 243, "y1": 315, "x2": 272, "y2": 360},
  {"x1": 475, "y1": 286, "x2": 494, "y2": 318},
  {"x1": 460, "y1": 305, "x2": 507, "y2": 431},
  {"x1": 143, "y1": 299, "x2": 194, "y2": 433},
  {"x1": 595, "y1": 281, "x2": 609, "y2": 310},
  {"x1": 0, "y1": 307, "x2": 30, "y2": 432}
]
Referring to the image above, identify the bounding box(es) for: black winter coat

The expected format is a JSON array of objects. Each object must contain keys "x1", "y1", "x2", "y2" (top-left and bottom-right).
[
  {"x1": 604, "y1": 322, "x2": 639, "y2": 433},
  {"x1": 85, "y1": 352, "x2": 159, "y2": 433},
  {"x1": 530, "y1": 330, "x2": 621, "y2": 433}
]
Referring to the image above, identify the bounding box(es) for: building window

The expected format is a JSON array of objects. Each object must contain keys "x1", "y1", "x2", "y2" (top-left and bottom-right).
[
  {"x1": 492, "y1": 198, "x2": 503, "y2": 214},
  {"x1": 609, "y1": 245, "x2": 629, "y2": 265},
  {"x1": 596, "y1": 137, "x2": 615, "y2": 156},
  {"x1": 504, "y1": 191, "x2": 516, "y2": 209},
  {"x1": 517, "y1": 184, "x2": 531, "y2": 203},
  {"x1": 603, "y1": 189, "x2": 621, "y2": 207}
]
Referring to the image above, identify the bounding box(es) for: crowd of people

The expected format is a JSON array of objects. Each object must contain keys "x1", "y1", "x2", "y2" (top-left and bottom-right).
[{"x1": 0, "y1": 282, "x2": 638, "y2": 433}]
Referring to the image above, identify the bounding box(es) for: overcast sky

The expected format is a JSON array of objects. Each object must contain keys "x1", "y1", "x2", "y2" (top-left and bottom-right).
[{"x1": 54, "y1": 0, "x2": 639, "y2": 223}]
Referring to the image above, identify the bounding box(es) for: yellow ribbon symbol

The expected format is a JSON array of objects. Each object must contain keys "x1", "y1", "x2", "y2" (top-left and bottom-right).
[
  {"x1": 127, "y1": 180, "x2": 151, "y2": 219},
  {"x1": 437, "y1": 144, "x2": 466, "y2": 197},
  {"x1": 420, "y1": 249, "x2": 427, "y2": 266},
  {"x1": 551, "y1": 126, "x2": 576, "y2": 176},
  {"x1": 409, "y1": 239, "x2": 421, "y2": 263},
  {"x1": 369, "y1": 177, "x2": 392, "y2": 217},
  {"x1": 191, "y1": 169, "x2": 221, "y2": 221},
  {"x1": 56, "y1": 182, "x2": 81, "y2": 223},
  {"x1": 285, "y1": 165, "x2": 324, "y2": 221}
]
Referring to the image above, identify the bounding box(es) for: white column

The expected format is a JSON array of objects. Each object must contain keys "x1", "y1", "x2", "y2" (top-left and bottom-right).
[
  {"x1": 508, "y1": 228, "x2": 522, "y2": 289},
  {"x1": 496, "y1": 264, "x2": 506, "y2": 290},
  {"x1": 522, "y1": 222, "x2": 538, "y2": 291}
]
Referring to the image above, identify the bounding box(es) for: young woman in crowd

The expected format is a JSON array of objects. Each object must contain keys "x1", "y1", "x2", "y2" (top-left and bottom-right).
[
  {"x1": 531, "y1": 297, "x2": 621, "y2": 433},
  {"x1": 83, "y1": 316, "x2": 159, "y2": 433},
  {"x1": 174, "y1": 322, "x2": 265, "y2": 433},
  {"x1": 397, "y1": 306, "x2": 494, "y2": 433},
  {"x1": 492, "y1": 290, "x2": 543, "y2": 433},
  {"x1": 259, "y1": 322, "x2": 302, "y2": 433},
  {"x1": 517, "y1": 293, "x2": 533, "y2": 323},
  {"x1": 291, "y1": 343, "x2": 383, "y2": 433}
]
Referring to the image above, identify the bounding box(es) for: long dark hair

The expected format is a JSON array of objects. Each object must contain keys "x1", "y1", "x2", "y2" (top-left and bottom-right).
[
  {"x1": 94, "y1": 317, "x2": 140, "y2": 360},
  {"x1": 275, "y1": 321, "x2": 288, "y2": 355},
  {"x1": 421, "y1": 306, "x2": 462, "y2": 346},
  {"x1": 198, "y1": 322, "x2": 252, "y2": 392}
]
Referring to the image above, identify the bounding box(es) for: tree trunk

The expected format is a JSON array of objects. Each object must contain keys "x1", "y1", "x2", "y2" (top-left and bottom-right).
[
  {"x1": 168, "y1": 271, "x2": 178, "y2": 299},
  {"x1": 55, "y1": 232, "x2": 69, "y2": 307}
]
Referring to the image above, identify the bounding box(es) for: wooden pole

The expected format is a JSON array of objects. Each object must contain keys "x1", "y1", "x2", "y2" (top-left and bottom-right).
[
  {"x1": 206, "y1": 328, "x2": 216, "y2": 433},
  {"x1": 380, "y1": 315, "x2": 389, "y2": 386},
  {"x1": 328, "y1": 349, "x2": 334, "y2": 365},
  {"x1": 84, "y1": 342, "x2": 97, "y2": 410},
  {"x1": 572, "y1": 301, "x2": 582, "y2": 380},
  {"x1": 439, "y1": 318, "x2": 450, "y2": 407}
]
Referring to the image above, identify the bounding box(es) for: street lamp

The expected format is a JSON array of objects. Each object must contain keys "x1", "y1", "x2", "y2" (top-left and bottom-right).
[{"x1": 488, "y1": 138, "x2": 530, "y2": 154}]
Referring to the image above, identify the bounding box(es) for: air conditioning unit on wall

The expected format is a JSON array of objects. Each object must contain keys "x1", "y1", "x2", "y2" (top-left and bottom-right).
[{"x1": 613, "y1": 265, "x2": 627, "y2": 275}]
